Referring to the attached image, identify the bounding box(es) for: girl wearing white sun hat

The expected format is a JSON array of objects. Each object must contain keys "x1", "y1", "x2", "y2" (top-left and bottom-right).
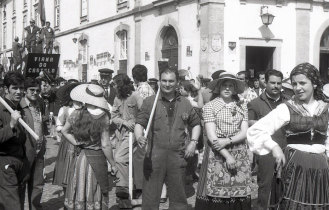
[{"x1": 62, "y1": 83, "x2": 117, "y2": 209}]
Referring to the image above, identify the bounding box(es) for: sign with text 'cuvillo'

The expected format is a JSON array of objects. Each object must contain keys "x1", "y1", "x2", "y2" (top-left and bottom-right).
[{"x1": 24, "y1": 53, "x2": 60, "y2": 78}]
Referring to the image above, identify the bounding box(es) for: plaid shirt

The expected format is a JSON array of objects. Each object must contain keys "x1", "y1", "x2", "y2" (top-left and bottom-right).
[
  {"x1": 203, "y1": 97, "x2": 248, "y2": 138},
  {"x1": 136, "y1": 82, "x2": 155, "y2": 99}
]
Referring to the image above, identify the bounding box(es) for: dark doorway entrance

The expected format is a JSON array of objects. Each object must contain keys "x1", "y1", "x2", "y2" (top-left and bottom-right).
[
  {"x1": 246, "y1": 46, "x2": 275, "y2": 79},
  {"x1": 319, "y1": 27, "x2": 329, "y2": 83},
  {"x1": 161, "y1": 26, "x2": 178, "y2": 70}
]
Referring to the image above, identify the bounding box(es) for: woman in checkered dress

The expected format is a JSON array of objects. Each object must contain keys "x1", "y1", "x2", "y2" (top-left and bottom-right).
[{"x1": 195, "y1": 73, "x2": 252, "y2": 210}]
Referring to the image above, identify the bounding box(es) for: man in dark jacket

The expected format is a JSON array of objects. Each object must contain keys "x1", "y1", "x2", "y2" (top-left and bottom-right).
[
  {"x1": 20, "y1": 78, "x2": 46, "y2": 210},
  {"x1": 135, "y1": 68, "x2": 201, "y2": 210},
  {"x1": 12, "y1": 36, "x2": 24, "y2": 71},
  {"x1": 248, "y1": 69, "x2": 287, "y2": 210},
  {"x1": 0, "y1": 72, "x2": 27, "y2": 210},
  {"x1": 24, "y1": 19, "x2": 40, "y2": 53},
  {"x1": 42, "y1": 21, "x2": 55, "y2": 54},
  {"x1": 98, "y1": 68, "x2": 116, "y2": 106}
]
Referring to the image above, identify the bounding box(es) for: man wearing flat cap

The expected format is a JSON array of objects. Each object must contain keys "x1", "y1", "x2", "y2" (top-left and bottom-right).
[
  {"x1": 98, "y1": 68, "x2": 116, "y2": 106},
  {"x1": 24, "y1": 19, "x2": 41, "y2": 53}
]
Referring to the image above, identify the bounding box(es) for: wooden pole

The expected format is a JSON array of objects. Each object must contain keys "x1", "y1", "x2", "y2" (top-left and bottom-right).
[
  {"x1": 128, "y1": 132, "x2": 133, "y2": 200},
  {"x1": 0, "y1": 97, "x2": 39, "y2": 141},
  {"x1": 144, "y1": 88, "x2": 160, "y2": 138}
]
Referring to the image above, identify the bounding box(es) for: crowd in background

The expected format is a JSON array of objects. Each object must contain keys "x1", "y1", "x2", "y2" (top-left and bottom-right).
[{"x1": 0, "y1": 62, "x2": 328, "y2": 210}]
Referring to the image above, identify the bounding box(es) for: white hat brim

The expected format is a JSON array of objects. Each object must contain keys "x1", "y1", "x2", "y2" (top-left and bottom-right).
[{"x1": 70, "y1": 84, "x2": 110, "y2": 111}]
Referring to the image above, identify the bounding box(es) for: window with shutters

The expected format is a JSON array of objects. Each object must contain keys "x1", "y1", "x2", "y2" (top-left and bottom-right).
[
  {"x1": 54, "y1": 0, "x2": 60, "y2": 29},
  {"x1": 117, "y1": 0, "x2": 128, "y2": 10},
  {"x1": 80, "y1": 0, "x2": 88, "y2": 23},
  {"x1": 12, "y1": 0, "x2": 16, "y2": 15},
  {"x1": 12, "y1": 19, "x2": 16, "y2": 41},
  {"x1": 3, "y1": 24, "x2": 7, "y2": 50},
  {"x1": 116, "y1": 30, "x2": 128, "y2": 74},
  {"x1": 23, "y1": 14, "x2": 27, "y2": 28},
  {"x1": 119, "y1": 30, "x2": 127, "y2": 60}
]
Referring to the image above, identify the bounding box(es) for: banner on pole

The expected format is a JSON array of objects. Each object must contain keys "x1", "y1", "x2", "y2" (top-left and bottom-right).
[{"x1": 24, "y1": 53, "x2": 60, "y2": 78}]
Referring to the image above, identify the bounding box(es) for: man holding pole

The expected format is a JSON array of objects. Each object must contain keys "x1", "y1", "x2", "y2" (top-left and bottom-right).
[
  {"x1": 135, "y1": 68, "x2": 201, "y2": 210},
  {"x1": 0, "y1": 72, "x2": 28, "y2": 210}
]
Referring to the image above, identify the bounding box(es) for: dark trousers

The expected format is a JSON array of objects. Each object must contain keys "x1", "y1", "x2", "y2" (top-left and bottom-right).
[
  {"x1": 0, "y1": 156, "x2": 25, "y2": 210},
  {"x1": 133, "y1": 146, "x2": 146, "y2": 190},
  {"x1": 23, "y1": 151, "x2": 45, "y2": 210},
  {"x1": 142, "y1": 148, "x2": 187, "y2": 210},
  {"x1": 256, "y1": 153, "x2": 275, "y2": 210}
]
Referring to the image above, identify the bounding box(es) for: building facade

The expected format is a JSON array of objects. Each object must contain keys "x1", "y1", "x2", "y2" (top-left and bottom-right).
[{"x1": 0, "y1": 0, "x2": 329, "y2": 82}]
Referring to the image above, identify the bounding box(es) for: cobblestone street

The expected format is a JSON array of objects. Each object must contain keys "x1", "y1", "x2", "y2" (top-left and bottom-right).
[{"x1": 25, "y1": 137, "x2": 257, "y2": 210}]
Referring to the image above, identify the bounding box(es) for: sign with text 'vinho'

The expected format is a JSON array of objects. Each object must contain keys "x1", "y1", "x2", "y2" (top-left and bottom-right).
[{"x1": 24, "y1": 53, "x2": 60, "y2": 78}]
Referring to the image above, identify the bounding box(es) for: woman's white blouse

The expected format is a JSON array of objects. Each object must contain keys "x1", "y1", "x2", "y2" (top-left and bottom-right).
[{"x1": 247, "y1": 103, "x2": 329, "y2": 157}]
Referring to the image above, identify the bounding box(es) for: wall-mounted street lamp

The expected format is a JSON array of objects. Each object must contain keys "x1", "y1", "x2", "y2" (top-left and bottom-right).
[
  {"x1": 260, "y1": 6, "x2": 275, "y2": 27},
  {"x1": 72, "y1": 32, "x2": 88, "y2": 45}
]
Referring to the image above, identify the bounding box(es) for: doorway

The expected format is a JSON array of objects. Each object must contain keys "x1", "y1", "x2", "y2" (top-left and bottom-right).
[
  {"x1": 246, "y1": 46, "x2": 275, "y2": 78},
  {"x1": 161, "y1": 26, "x2": 178, "y2": 70},
  {"x1": 319, "y1": 27, "x2": 329, "y2": 83}
]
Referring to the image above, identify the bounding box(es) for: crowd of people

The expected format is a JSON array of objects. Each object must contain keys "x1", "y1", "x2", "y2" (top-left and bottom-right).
[{"x1": 0, "y1": 62, "x2": 328, "y2": 210}]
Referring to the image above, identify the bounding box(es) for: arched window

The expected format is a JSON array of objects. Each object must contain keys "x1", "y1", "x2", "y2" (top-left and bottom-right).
[
  {"x1": 116, "y1": 29, "x2": 128, "y2": 74},
  {"x1": 119, "y1": 30, "x2": 128, "y2": 60},
  {"x1": 320, "y1": 27, "x2": 329, "y2": 49},
  {"x1": 54, "y1": 0, "x2": 60, "y2": 29},
  {"x1": 319, "y1": 27, "x2": 329, "y2": 82}
]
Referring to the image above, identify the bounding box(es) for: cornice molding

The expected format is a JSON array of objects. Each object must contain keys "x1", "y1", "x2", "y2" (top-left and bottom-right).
[{"x1": 200, "y1": 0, "x2": 225, "y2": 5}]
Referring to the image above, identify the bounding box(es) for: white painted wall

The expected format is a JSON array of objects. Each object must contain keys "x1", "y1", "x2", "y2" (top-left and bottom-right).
[
  {"x1": 309, "y1": 5, "x2": 329, "y2": 67},
  {"x1": 139, "y1": 2, "x2": 199, "y2": 79},
  {"x1": 2, "y1": 0, "x2": 329, "y2": 81},
  {"x1": 224, "y1": 0, "x2": 297, "y2": 77}
]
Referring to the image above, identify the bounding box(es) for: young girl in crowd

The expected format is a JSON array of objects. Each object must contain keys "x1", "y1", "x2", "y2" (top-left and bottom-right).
[
  {"x1": 247, "y1": 63, "x2": 329, "y2": 209},
  {"x1": 52, "y1": 82, "x2": 82, "y2": 190},
  {"x1": 179, "y1": 80, "x2": 204, "y2": 108},
  {"x1": 62, "y1": 84, "x2": 116, "y2": 210},
  {"x1": 195, "y1": 72, "x2": 251, "y2": 210}
]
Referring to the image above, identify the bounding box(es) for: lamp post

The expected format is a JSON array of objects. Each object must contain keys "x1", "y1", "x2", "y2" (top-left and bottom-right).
[{"x1": 260, "y1": 6, "x2": 275, "y2": 27}]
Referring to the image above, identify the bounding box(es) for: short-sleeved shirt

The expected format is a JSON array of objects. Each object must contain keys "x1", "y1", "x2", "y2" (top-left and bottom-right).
[
  {"x1": 136, "y1": 92, "x2": 201, "y2": 151},
  {"x1": 203, "y1": 97, "x2": 248, "y2": 138},
  {"x1": 136, "y1": 82, "x2": 155, "y2": 100}
]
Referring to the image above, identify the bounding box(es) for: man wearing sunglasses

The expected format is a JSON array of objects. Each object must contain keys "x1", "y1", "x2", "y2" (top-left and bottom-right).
[{"x1": 20, "y1": 77, "x2": 46, "y2": 210}]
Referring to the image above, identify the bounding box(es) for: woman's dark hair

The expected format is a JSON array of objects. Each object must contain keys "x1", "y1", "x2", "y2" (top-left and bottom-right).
[
  {"x1": 56, "y1": 83, "x2": 80, "y2": 107},
  {"x1": 132, "y1": 64, "x2": 148, "y2": 82},
  {"x1": 210, "y1": 79, "x2": 243, "y2": 106},
  {"x1": 4, "y1": 71, "x2": 24, "y2": 88},
  {"x1": 113, "y1": 74, "x2": 134, "y2": 99},
  {"x1": 71, "y1": 108, "x2": 108, "y2": 143},
  {"x1": 180, "y1": 80, "x2": 198, "y2": 97},
  {"x1": 290, "y1": 63, "x2": 325, "y2": 101}
]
